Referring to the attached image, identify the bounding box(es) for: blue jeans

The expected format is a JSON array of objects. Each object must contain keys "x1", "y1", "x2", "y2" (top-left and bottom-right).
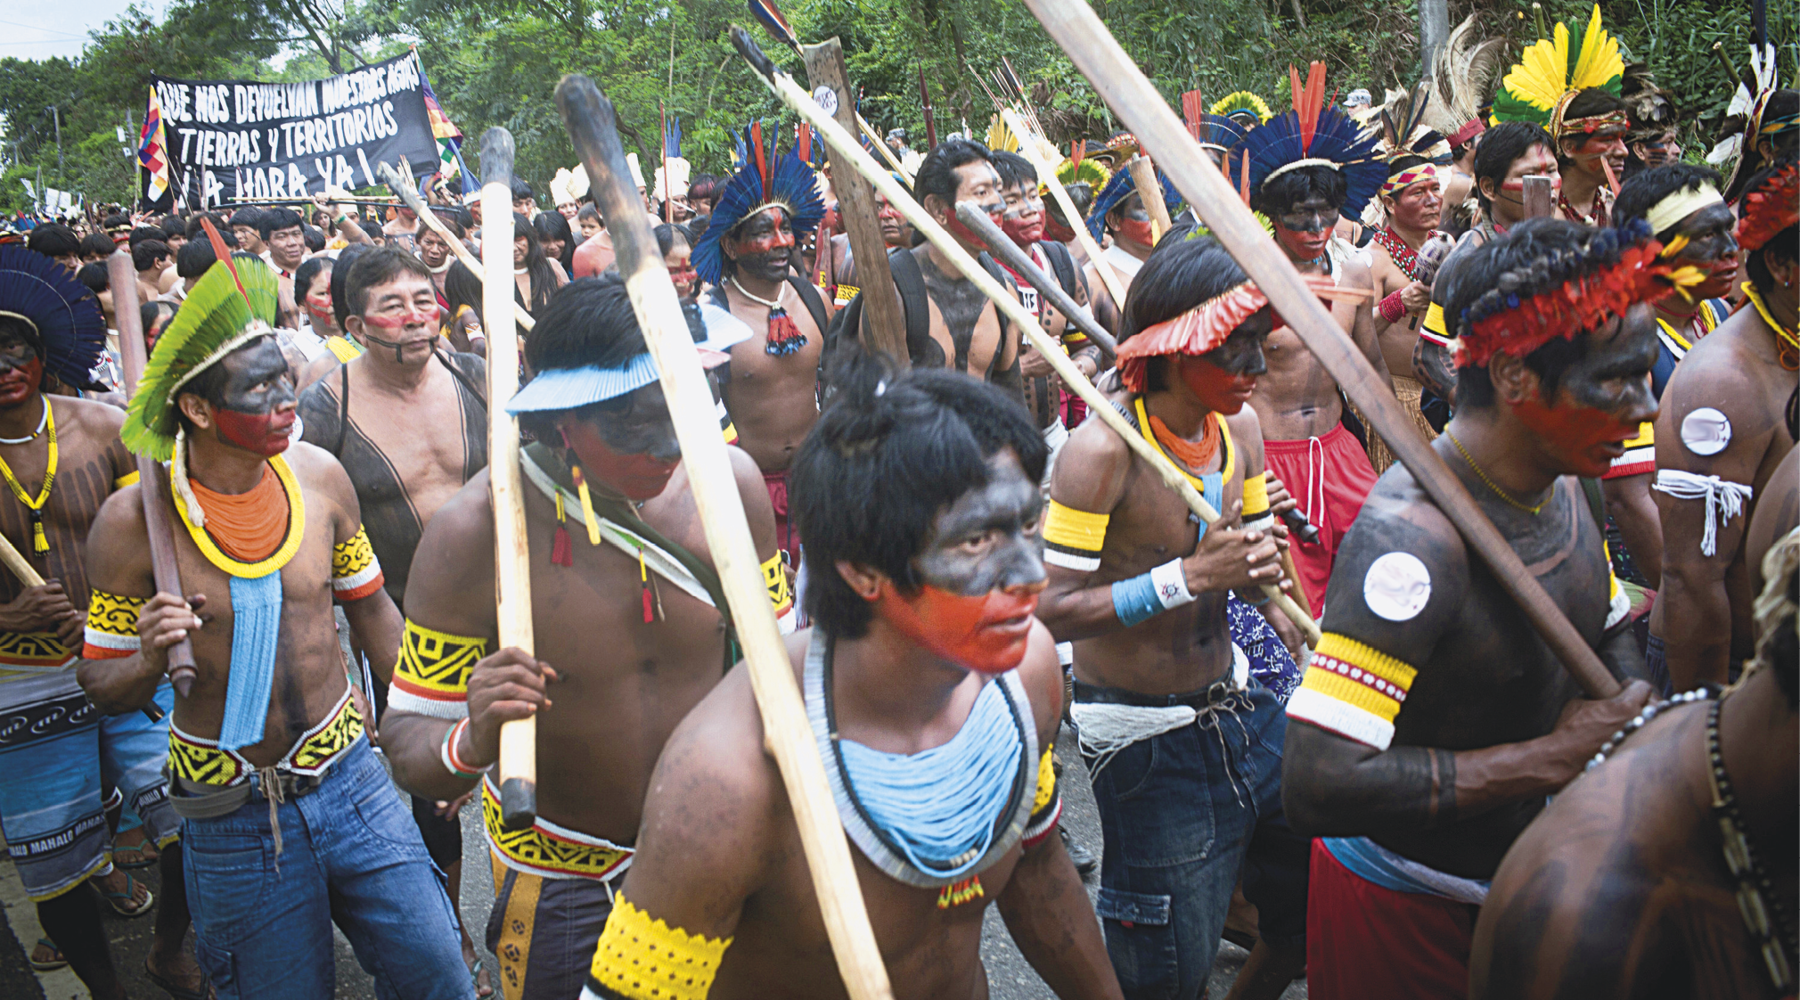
[
  {"x1": 180, "y1": 737, "x2": 472, "y2": 1000},
  {"x1": 1079, "y1": 680, "x2": 1310, "y2": 1000}
]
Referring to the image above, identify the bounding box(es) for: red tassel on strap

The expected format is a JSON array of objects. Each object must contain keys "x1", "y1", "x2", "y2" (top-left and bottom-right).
[
  {"x1": 550, "y1": 492, "x2": 573, "y2": 566},
  {"x1": 763, "y1": 308, "x2": 806, "y2": 356}
]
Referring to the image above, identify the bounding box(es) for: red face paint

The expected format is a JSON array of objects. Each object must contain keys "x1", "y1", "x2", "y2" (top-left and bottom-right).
[
  {"x1": 0, "y1": 357, "x2": 42, "y2": 407},
  {"x1": 1115, "y1": 217, "x2": 1157, "y2": 250},
  {"x1": 873, "y1": 581, "x2": 1039, "y2": 674},
  {"x1": 1000, "y1": 213, "x2": 1043, "y2": 248},
  {"x1": 668, "y1": 268, "x2": 698, "y2": 297},
  {"x1": 738, "y1": 209, "x2": 793, "y2": 253},
  {"x1": 1512, "y1": 398, "x2": 1640, "y2": 479},
  {"x1": 945, "y1": 216, "x2": 990, "y2": 251},
  {"x1": 213, "y1": 408, "x2": 295, "y2": 457},
  {"x1": 1042, "y1": 214, "x2": 1075, "y2": 244},
  {"x1": 1176, "y1": 354, "x2": 1257, "y2": 414},
  {"x1": 560, "y1": 419, "x2": 679, "y2": 502},
  {"x1": 1273, "y1": 222, "x2": 1329, "y2": 262}
]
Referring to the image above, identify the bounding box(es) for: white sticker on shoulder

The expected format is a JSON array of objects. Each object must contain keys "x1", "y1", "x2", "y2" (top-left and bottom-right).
[
  {"x1": 1364, "y1": 552, "x2": 1431, "y2": 622},
  {"x1": 1680, "y1": 407, "x2": 1731, "y2": 456}
]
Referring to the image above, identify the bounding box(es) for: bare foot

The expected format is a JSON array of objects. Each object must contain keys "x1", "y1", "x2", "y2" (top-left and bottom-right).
[
  {"x1": 112, "y1": 826, "x2": 159, "y2": 868},
  {"x1": 93, "y1": 868, "x2": 153, "y2": 917},
  {"x1": 463, "y1": 938, "x2": 494, "y2": 998},
  {"x1": 146, "y1": 947, "x2": 212, "y2": 1000}
]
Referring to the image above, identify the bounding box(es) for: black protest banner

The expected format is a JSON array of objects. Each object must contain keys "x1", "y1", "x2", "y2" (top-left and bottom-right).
[{"x1": 149, "y1": 51, "x2": 439, "y2": 210}]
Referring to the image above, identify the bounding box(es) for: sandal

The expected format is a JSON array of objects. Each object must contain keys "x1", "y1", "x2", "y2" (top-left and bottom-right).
[
  {"x1": 113, "y1": 827, "x2": 159, "y2": 869},
  {"x1": 470, "y1": 957, "x2": 494, "y2": 998},
  {"x1": 145, "y1": 957, "x2": 214, "y2": 1000},
  {"x1": 29, "y1": 938, "x2": 67, "y2": 972},
  {"x1": 99, "y1": 871, "x2": 155, "y2": 918}
]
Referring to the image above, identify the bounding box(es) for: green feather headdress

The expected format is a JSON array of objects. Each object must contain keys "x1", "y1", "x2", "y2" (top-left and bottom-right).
[
  {"x1": 1491, "y1": 4, "x2": 1624, "y2": 139},
  {"x1": 121, "y1": 257, "x2": 279, "y2": 461}
]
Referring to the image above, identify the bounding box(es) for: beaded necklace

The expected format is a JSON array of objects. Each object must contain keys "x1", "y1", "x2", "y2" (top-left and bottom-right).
[
  {"x1": 1741, "y1": 281, "x2": 1800, "y2": 371},
  {"x1": 1705, "y1": 699, "x2": 1798, "y2": 991},
  {"x1": 1370, "y1": 226, "x2": 1434, "y2": 281},
  {"x1": 0, "y1": 399, "x2": 56, "y2": 554},
  {"x1": 0, "y1": 396, "x2": 48, "y2": 445},
  {"x1": 729, "y1": 276, "x2": 807, "y2": 356},
  {"x1": 1558, "y1": 188, "x2": 1610, "y2": 228},
  {"x1": 1446, "y1": 431, "x2": 1549, "y2": 515}
]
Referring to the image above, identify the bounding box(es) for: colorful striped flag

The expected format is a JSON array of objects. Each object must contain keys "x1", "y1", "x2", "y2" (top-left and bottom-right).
[
  {"x1": 138, "y1": 86, "x2": 170, "y2": 204},
  {"x1": 417, "y1": 57, "x2": 474, "y2": 196}
]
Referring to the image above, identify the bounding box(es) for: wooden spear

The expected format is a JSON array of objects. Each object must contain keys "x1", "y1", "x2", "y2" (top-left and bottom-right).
[
  {"x1": 730, "y1": 27, "x2": 1318, "y2": 644},
  {"x1": 1002, "y1": 108, "x2": 1128, "y2": 309},
  {"x1": 108, "y1": 249, "x2": 196, "y2": 701},
  {"x1": 1019, "y1": 0, "x2": 1621, "y2": 698},
  {"x1": 1125, "y1": 155, "x2": 1172, "y2": 237},
  {"x1": 554, "y1": 73, "x2": 896, "y2": 1000},
  {"x1": 479, "y1": 130, "x2": 541, "y2": 830},
  {"x1": 376, "y1": 161, "x2": 536, "y2": 333}
]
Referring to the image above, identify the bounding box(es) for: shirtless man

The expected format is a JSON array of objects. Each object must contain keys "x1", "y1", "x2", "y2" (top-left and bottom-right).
[
  {"x1": 296, "y1": 245, "x2": 491, "y2": 993},
  {"x1": 1650, "y1": 158, "x2": 1798, "y2": 692},
  {"x1": 820, "y1": 184, "x2": 913, "y2": 307},
  {"x1": 580, "y1": 362, "x2": 1122, "y2": 1000},
  {"x1": 1080, "y1": 165, "x2": 1175, "y2": 335},
  {"x1": 384, "y1": 201, "x2": 422, "y2": 254},
  {"x1": 1238, "y1": 93, "x2": 1391, "y2": 611},
  {"x1": 692, "y1": 143, "x2": 832, "y2": 565},
  {"x1": 1367, "y1": 155, "x2": 1446, "y2": 437},
  {"x1": 417, "y1": 210, "x2": 468, "y2": 306},
  {"x1": 75, "y1": 256, "x2": 471, "y2": 999},
  {"x1": 1281, "y1": 219, "x2": 1659, "y2": 999},
  {"x1": 0, "y1": 247, "x2": 200, "y2": 999},
  {"x1": 1037, "y1": 237, "x2": 1309, "y2": 1000},
  {"x1": 380, "y1": 275, "x2": 790, "y2": 999},
  {"x1": 1470, "y1": 527, "x2": 1797, "y2": 1000},
  {"x1": 1549, "y1": 91, "x2": 1630, "y2": 229}
]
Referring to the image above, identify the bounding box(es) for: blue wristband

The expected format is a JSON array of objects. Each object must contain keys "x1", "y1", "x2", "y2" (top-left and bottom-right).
[{"x1": 1111, "y1": 572, "x2": 1162, "y2": 628}]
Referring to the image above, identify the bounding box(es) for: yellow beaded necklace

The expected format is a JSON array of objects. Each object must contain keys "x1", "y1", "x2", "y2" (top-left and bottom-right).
[
  {"x1": 0, "y1": 399, "x2": 57, "y2": 553},
  {"x1": 1741, "y1": 282, "x2": 1799, "y2": 371},
  {"x1": 1447, "y1": 431, "x2": 1549, "y2": 515}
]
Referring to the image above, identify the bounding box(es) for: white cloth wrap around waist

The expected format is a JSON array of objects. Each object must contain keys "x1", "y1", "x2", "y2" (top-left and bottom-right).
[
  {"x1": 1070, "y1": 645, "x2": 1250, "y2": 777},
  {"x1": 1652, "y1": 470, "x2": 1754, "y2": 557}
]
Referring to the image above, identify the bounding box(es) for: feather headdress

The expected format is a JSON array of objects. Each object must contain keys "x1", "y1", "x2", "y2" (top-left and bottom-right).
[
  {"x1": 1736, "y1": 158, "x2": 1800, "y2": 255},
  {"x1": 1491, "y1": 4, "x2": 1625, "y2": 140},
  {"x1": 1235, "y1": 63, "x2": 1385, "y2": 216},
  {"x1": 1211, "y1": 91, "x2": 1274, "y2": 126},
  {"x1": 1427, "y1": 14, "x2": 1505, "y2": 147},
  {"x1": 0, "y1": 246, "x2": 107, "y2": 391},
  {"x1": 1084, "y1": 160, "x2": 1184, "y2": 242},
  {"x1": 1115, "y1": 275, "x2": 1363, "y2": 392},
  {"x1": 692, "y1": 121, "x2": 826, "y2": 286},
  {"x1": 1620, "y1": 63, "x2": 1679, "y2": 143}
]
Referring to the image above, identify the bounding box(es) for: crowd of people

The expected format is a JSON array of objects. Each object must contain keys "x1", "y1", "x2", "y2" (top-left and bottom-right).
[{"x1": 0, "y1": 6, "x2": 1794, "y2": 1000}]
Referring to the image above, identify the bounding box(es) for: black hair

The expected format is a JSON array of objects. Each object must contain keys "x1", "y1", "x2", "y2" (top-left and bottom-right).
[
  {"x1": 534, "y1": 211, "x2": 576, "y2": 274},
  {"x1": 132, "y1": 240, "x2": 171, "y2": 272},
  {"x1": 26, "y1": 223, "x2": 79, "y2": 260},
  {"x1": 1473, "y1": 121, "x2": 1556, "y2": 212},
  {"x1": 345, "y1": 245, "x2": 433, "y2": 320},
  {"x1": 257, "y1": 208, "x2": 303, "y2": 240},
  {"x1": 511, "y1": 179, "x2": 535, "y2": 205},
  {"x1": 1556, "y1": 89, "x2": 1627, "y2": 163},
  {"x1": 1121, "y1": 234, "x2": 1258, "y2": 391},
  {"x1": 188, "y1": 213, "x2": 234, "y2": 243},
  {"x1": 140, "y1": 300, "x2": 175, "y2": 341},
  {"x1": 102, "y1": 213, "x2": 131, "y2": 231},
  {"x1": 79, "y1": 233, "x2": 117, "y2": 260},
  {"x1": 293, "y1": 256, "x2": 332, "y2": 302},
  {"x1": 76, "y1": 262, "x2": 109, "y2": 294},
  {"x1": 1252, "y1": 163, "x2": 1346, "y2": 217},
  {"x1": 516, "y1": 274, "x2": 646, "y2": 438},
  {"x1": 302, "y1": 225, "x2": 325, "y2": 252},
  {"x1": 577, "y1": 205, "x2": 603, "y2": 226},
  {"x1": 176, "y1": 238, "x2": 217, "y2": 278},
  {"x1": 228, "y1": 207, "x2": 265, "y2": 231},
  {"x1": 330, "y1": 242, "x2": 373, "y2": 331},
  {"x1": 443, "y1": 260, "x2": 483, "y2": 323},
  {"x1": 1612, "y1": 163, "x2": 1724, "y2": 240},
  {"x1": 1445, "y1": 217, "x2": 1623, "y2": 407},
  {"x1": 128, "y1": 226, "x2": 166, "y2": 249},
  {"x1": 512, "y1": 212, "x2": 560, "y2": 315},
  {"x1": 1741, "y1": 157, "x2": 1800, "y2": 295},
  {"x1": 914, "y1": 137, "x2": 994, "y2": 211},
  {"x1": 989, "y1": 150, "x2": 1038, "y2": 191},
  {"x1": 792, "y1": 354, "x2": 1047, "y2": 638},
  {"x1": 160, "y1": 220, "x2": 186, "y2": 241},
  {"x1": 652, "y1": 222, "x2": 690, "y2": 259}
]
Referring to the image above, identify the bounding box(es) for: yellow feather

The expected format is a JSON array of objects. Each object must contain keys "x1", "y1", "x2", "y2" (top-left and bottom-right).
[
  {"x1": 1504, "y1": 22, "x2": 1571, "y2": 111},
  {"x1": 1569, "y1": 4, "x2": 1623, "y2": 91}
]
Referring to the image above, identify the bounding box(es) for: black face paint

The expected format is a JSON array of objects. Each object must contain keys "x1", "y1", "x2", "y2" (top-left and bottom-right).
[
  {"x1": 726, "y1": 209, "x2": 795, "y2": 284},
  {"x1": 1672, "y1": 202, "x2": 1740, "y2": 263},
  {"x1": 1200, "y1": 316, "x2": 1272, "y2": 377},
  {"x1": 208, "y1": 337, "x2": 297, "y2": 457},
  {"x1": 912, "y1": 451, "x2": 1046, "y2": 597}
]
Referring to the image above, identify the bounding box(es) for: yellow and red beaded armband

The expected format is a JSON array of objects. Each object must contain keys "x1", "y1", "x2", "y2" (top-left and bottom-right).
[
  {"x1": 586, "y1": 893, "x2": 731, "y2": 1000},
  {"x1": 1285, "y1": 633, "x2": 1419, "y2": 750},
  {"x1": 762, "y1": 553, "x2": 795, "y2": 633},
  {"x1": 1023, "y1": 748, "x2": 1062, "y2": 848},
  {"x1": 82, "y1": 589, "x2": 148, "y2": 660},
  {"x1": 1043, "y1": 500, "x2": 1109, "y2": 572},
  {"x1": 388, "y1": 619, "x2": 487, "y2": 720},
  {"x1": 1603, "y1": 422, "x2": 1655, "y2": 480},
  {"x1": 331, "y1": 526, "x2": 385, "y2": 601}
]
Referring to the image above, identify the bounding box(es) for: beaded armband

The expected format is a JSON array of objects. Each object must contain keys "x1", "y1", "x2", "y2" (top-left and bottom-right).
[
  {"x1": 1285, "y1": 633, "x2": 1419, "y2": 750},
  {"x1": 389, "y1": 619, "x2": 488, "y2": 720},
  {"x1": 584, "y1": 893, "x2": 731, "y2": 1000},
  {"x1": 1603, "y1": 423, "x2": 1655, "y2": 480},
  {"x1": 1022, "y1": 748, "x2": 1062, "y2": 848},
  {"x1": 1420, "y1": 302, "x2": 1453, "y2": 347},
  {"x1": 113, "y1": 470, "x2": 140, "y2": 489},
  {"x1": 331, "y1": 526, "x2": 385, "y2": 601},
  {"x1": 762, "y1": 553, "x2": 795, "y2": 633},
  {"x1": 1241, "y1": 472, "x2": 1273, "y2": 531},
  {"x1": 82, "y1": 589, "x2": 148, "y2": 660},
  {"x1": 1043, "y1": 500, "x2": 1109, "y2": 572}
]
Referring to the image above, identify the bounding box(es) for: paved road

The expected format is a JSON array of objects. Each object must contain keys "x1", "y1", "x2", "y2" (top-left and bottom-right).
[{"x1": 1, "y1": 725, "x2": 1304, "y2": 999}]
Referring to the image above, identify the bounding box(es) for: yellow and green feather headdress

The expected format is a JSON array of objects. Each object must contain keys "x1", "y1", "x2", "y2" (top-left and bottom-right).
[
  {"x1": 121, "y1": 255, "x2": 279, "y2": 461},
  {"x1": 1211, "y1": 91, "x2": 1273, "y2": 125},
  {"x1": 1491, "y1": 4, "x2": 1624, "y2": 139}
]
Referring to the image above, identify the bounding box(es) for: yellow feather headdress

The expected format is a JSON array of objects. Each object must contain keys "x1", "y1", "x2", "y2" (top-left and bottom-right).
[{"x1": 1491, "y1": 4, "x2": 1624, "y2": 139}]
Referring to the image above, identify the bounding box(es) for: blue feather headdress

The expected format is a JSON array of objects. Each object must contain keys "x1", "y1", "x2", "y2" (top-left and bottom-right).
[
  {"x1": 693, "y1": 122, "x2": 825, "y2": 287},
  {"x1": 1084, "y1": 164, "x2": 1184, "y2": 242},
  {"x1": 1235, "y1": 63, "x2": 1385, "y2": 217},
  {"x1": 0, "y1": 246, "x2": 107, "y2": 390}
]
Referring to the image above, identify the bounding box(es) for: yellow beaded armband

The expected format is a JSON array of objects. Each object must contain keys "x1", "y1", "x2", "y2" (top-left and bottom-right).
[
  {"x1": 1043, "y1": 500, "x2": 1109, "y2": 572},
  {"x1": 1241, "y1": 472, "x2": 1271, "y2": 522},
  {"x1": 762, "y1": 553, "x2": 795, "y2": 632},
  {"x1": 1023, "y1": 748, "x2": 1062, "y2": 847},
  {"x1": 1285, "y1": 633, "x2": 1419, "y2": 750},
  {"x1": 587, "y1": 893, "x2": 731, "y2": 1000},
  {"x1": 389, "y1": 620, "x2": 487, "y2": 720},
  {"x1": 82, "y1": 589, "x2": 148, "y2": 660},
  {"x1": 113, "y1": 470, "x2": 140, "y2": 489},
  {"x1": 330, "y1": 526, "x2": 385, "y2": 601}
]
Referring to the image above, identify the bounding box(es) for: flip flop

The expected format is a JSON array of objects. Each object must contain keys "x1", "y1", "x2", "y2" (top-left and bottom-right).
[
  {"x1": 144, "y1": 957, "x2": 214, "y2": 1000},
  {"x1": 471, "y1": 957, "x2": 494, "y2": 999},
  {"x1": 29, "y1": 938, "x2": 67, "y2": 972},
  {"x1": 100, "y1": 872, "x2": 154, "y2": 918},
  {"x1": 112, "y1": 829, "x2": 159, "y2": 869}
]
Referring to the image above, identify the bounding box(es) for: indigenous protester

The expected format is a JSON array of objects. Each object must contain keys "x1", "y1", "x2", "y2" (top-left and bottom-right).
[
  {"x1": 77, "y1": 250, "x2": 472, "y2": 998},
  {"x1": 1081, "y1": 160, "x2": 1184, "y2": 334},
  {"x1": 1621, "y1": 65, "x2": 1682, "y2": 179},
  {"x1": 989, "y1": 149, "x2": 1099, "y2": 483},
  {"x1": 298, "y1": 245, "x2": 492, "y2": 996},
  {"x1": 652, "y1": 223, "x2": 696, "y2": 302},
  {"x1": 0, "y1": 247, "x2": 201, "y2": 999},
  {"x1": 1037, "y1": 236, "x2": 1308, "y2": 999},
  {"x1": 381, "y1": 275, "x2": 783, "y2": 1000},
  {"x1": 133, "y1": 238, "x2": 172, "y2": 304},
  {"x1": 441, "y1": 261, "x2": 488, "y2": 356},
  {"x1": 80, "y1": 233, "x2": 118, "y2": 266},
  {"x1": 229, "y1": 208, "x2": 269, "y2": 257},
  {"x1": 576, "y1": 205, "x2": 604, "y2": 243},
  {"x1": 27, "y1": 223, "x2": 83, "y2": 275},
  {"x1": 1470, "y1": 526, "x2": 1798, "y2": 1000},
  {"x1": 1649, "y1": 158, "x2": 1799, "y2": 693},
  {"x1": 833, "y1": 137, "x2": 1024, "y2": 396},
  {"x1": 1718, "y1": 85, "x2": 1799, "y2": 204},
  {"x1": 513, "y1": 212, "x2": 569, "y2": 317},
  {"x1": 1282, "y1": 218, "x2": 1664, "y2": 999},
  {"x1": 1491, "y1": 6, "x2": 1628, "y2": 228},
  {"x1": 292, "y1": 256, "x2": 340, "y2": 360},
  {"x1": 260, "y1": 208, "x2": 307, "y2": 279},
  {"x1": 579, "y1": 360, "x2": 1123, "y2": 1000},
  {"x1": 418, "y1": 209, "x2": 468, "y2": 307},
  {"x1": 694, "y1": 126, "x2": 833, "y2": 566},
  {"x1": 384, "y1": 200, "x2": 422, "y2": 254},
  {"x1": 536, "y1": 211, "x2": 578, "y2": 277},
  {"x1": 1235, "y1": 63, "x2": 1391, "y2": 612},
  {"x1": 1043, "y1": 156, "x2": 1107, "y2": 270},
  {"x1": 819, "y1": 180, "x2": 915, "y2": 308}
]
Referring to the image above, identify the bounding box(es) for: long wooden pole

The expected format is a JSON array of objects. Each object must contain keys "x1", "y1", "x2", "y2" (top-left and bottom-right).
[
  {"x1": 554, "y1": 73, "x2": 896, "y2": 1000},
  {"x1": 953, "y1": 204, "x2": 1117, "y2": 361},
  {"x1": 377, "y1": 161, "x2": 535, "y2": 332},
  {"x1": 1020, "y1": 0, "x2": 1620, "y2": 698},
  {"x1": 480, "y1": 130, "x2": 541, "y2": 830},
  {"x1": 1125, "y1": 155, "x2": 1172, "y2": 236},
  {"x1": 730, "y1": 31, "x2": 1318, "y2": 644},
  {"x1": 1003, "y1": 109, "x2": 1128, "y2": 309},
  {"x1": 108, "y1": 249, "x2": 196, "y2": 699}
]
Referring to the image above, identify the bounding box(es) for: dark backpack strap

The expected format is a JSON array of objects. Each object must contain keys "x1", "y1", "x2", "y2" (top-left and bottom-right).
[
  {"x1": 1040, "y1": 240, "x2": 1081, "y2": 300},
  {"x1": 784, "y1": 274, "x2": 829, "y2": 337},
  {"x1": 1579, "y1": 476, "x2": 1606, "y2": 532},
  {"x1": 884, "y1": 247, "x2": 932, "y2": 362},
  {"x1": 334, "y1": 363, "x2": 351, "y2": 456}
]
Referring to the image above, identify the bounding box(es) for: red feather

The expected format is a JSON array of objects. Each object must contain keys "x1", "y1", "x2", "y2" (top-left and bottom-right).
[
  {"x1": 1182, "y1": 90, "x2": 1205, "y2": 140},
  {"x1": 1295, "y1": 62, "x2": 1327, "y2": 154},
  {"x1": 797, "y1": 123, "x2": 812, "y2": 165},
  {"x1": 198, "y1": 217, "x2": 251, "y2": 307},
  {"x1": 1071, "y1": 140, "x2": 1086, "y2": 164},
  {"x1": 751, "y1": 121, "x2": 770, "y2": 197}
]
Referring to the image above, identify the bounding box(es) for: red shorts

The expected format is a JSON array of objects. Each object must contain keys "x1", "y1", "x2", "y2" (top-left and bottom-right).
[
  {"x1": 1306, "y1": 840, "x2": 1478, "y2": 1000},
  {"x1": 763, "y1": 468, "x2": 800, "y2": 561},
  {"x1": 1263, "y1": 422, "x2": 1378, "y2": 613}
]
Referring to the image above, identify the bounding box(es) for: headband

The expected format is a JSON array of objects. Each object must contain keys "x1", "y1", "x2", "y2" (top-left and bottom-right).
[
  {"x1": 1557, "y1": 107, "x2": 1630, "y2": 140},
  {"x1": 1382, "y1": 162, "x2": 1440, "y2": 199},
  {"x1": 1448, "y1": 118, "x2": 1486, "y2": 148},
  {"x1": 1116, "y1": 281, "x2": 1269, "y2": 392},
  {"x1": 1643, "y1": 183, "x2": 1724, "y2": 238},
  {"x1": 0, "y1": 310, "x2": 40, "y2": 336}
]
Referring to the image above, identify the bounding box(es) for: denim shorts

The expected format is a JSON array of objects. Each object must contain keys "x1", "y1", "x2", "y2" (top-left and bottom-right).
[
  {"x1": 1078, "y1": 679, "x2": 1310, "y2": 1000},
  {"x1": 180, "y1": 736, "x2": 472, "y2": 1000}
]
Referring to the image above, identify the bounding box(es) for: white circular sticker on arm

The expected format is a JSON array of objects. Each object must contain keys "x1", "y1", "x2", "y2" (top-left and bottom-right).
[
  {"x1": 1680, "y1": 407, "x2": 1732, "y2": 456},
  {"x1": 813, "y1": 86, "x2": 840, "y2": 117},
  {"x1": 1364, "y1": 551, "x2": 1432, "y2": 622}
]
